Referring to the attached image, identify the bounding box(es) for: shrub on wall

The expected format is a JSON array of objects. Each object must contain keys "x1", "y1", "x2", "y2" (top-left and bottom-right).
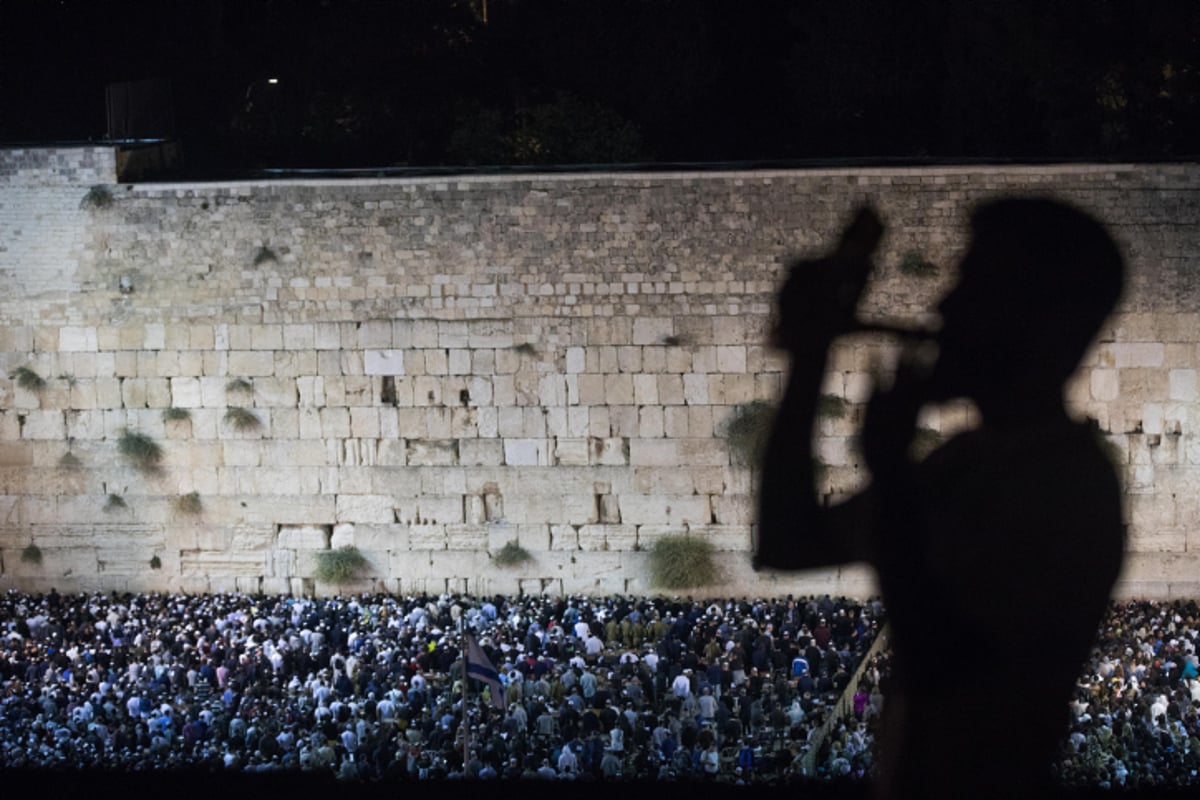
[
  {"x1": 80, "y1": 185, "x2": 113, "y2": 210},
  {"x1": 899, "y1": 251, "x2": 938, "y2": 277},
  {"x1": 723, "y1": 400, "x2": 776, "y2": 467},
  {"x1": 493, "y1": 540, "x2": 533, "y2": 568},
  {"x1": 315, "y1": 546, "x2": 369, "y2": 584},
  {"x1": 163, "y1": 407, "x2": 191, "y2": 422},
  {"x1": 224, "y1": 407, "x2": 262, "y2": 432},
  {"x1": 173, "y1": 491, "x2": 202, "y2": 515},
  {"x1": 20, "y1": 543, "x2": 42, "y2": 565},
  {"x1": 11, "y1": 366, "x2": 46, "y2": 392},
  {"x1": 649, "y1": 535, "x2": 717, "y2": 589},
  {"x1": 118, "y1": 430, "x2": 163, "y2": 473}
]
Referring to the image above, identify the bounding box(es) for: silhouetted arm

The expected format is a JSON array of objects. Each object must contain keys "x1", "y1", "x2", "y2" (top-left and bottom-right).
[
  {"x1": 754, "y1": 208, "x2": 883, "y2": 571},
  {"x1": 756, "y1": 340, "x2": 876, "y2": 570}
]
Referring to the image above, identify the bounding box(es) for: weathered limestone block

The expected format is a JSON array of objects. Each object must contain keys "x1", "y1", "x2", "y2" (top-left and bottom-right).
[
  {"x1": 548, "y1": 524, "x2": 580, "y2": 551},
  {"x1": 445, "y1": 524, "x2": 489, "y2": 550},
  {"x1": 686, "y1": 525, "x2": 751, "y2": 551},
  {"x1": 227, "y1": 350, "x2": 275, "y2": 376},
  {"x1": 678, "y1": 439, "x2": 729, "y2": 467},
  {"x1": 21, "y1": 410, "x2": 64, "y2": 440},
  {"x1": 591, "y1": 437, "x2": 627, "y2": 466},
  {"x1": 618, "y1": 494, "x2": 710, "y2": 526},
  {"x1": 180, "y1": 551, "x2": 266, "y2": 577},
  {"x1": 633, "y1": 317, "x2": 672, "y2": 346},
  {"x1": 562, "y1": 493, "x2": 598, "y2": 525},
  {"x1": 516, "y1": 524, "x2": 551, "y2": 551},
  {"x1": 336, "y1": 494, "x2": 396, "y2": 524},
  {"x1": 407, "y1": 439, "x2": 458, "y2": 466},
  {"x1": 504, "y1": 438, "x2": 550, "y2": 466},
  {"x1": 459, "y1": 439, "x2": 502, "y2": 467},
  {"x1": 365, "y1": 349, "x2": 405, "y2": 376},
  {"x1": 277, "y1": 525, "x2": 330, "y2": 550},
  {"x1": 628, "y1": 439, "x2": 677, "y2": 467},
  {"x1": 414, "y1": 496, "x2": 464, "y2": 526},
  {"x1": 409, "y1": 525, "x2": 447, "y2": 550}
]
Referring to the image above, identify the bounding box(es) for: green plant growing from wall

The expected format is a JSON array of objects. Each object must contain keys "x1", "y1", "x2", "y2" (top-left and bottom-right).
[
  {"x1": 103, "y1": 493, "x2": 127, "y2": 512},
  {"x1": 59, "y1": 451, "x2": 82, "y2": 470},
  {"x1": 911, "y1": 427, "x2": 943, "y2": 460},
  {"x1": 80, "y1": 185, "x2": 113, "y2": 210},
  {"x1": 817, "y1": 394, "x2": 848, "y2": 419},
  {"x1": 11, "y1": 366, "x2": 46, "y2": 392},
  {"x1": 511, "y1": 343, "x2": 538, "y2": 357},
  {"x1": 173, "y1": 491, "x2": 202, "y2": 516},
  {"x1": 226, "y1": 377, "x2": 254, "y2": 394},
  {"x1": 899, "y1": 251, "x2": 938, "y2": 277},
  {"x1": 723, "y1": 400, "x2": 777, "y2": 467},
  {"x1": 20, "y1": 543, "x2": 42, "y2": 565},
  {"x1": 314, "y1": 546, "x2": 369, "y2": 584},
  {"x1": 118, "y1": 429, "x2": 163, "y2": 473},
  {"x1": 224, "y1": 407, "x2": 262, "y2": 432},
  {"x1": 57, "y1": 373, "x2": 78, "y2": 388},
  {"x1": 648, "y1": 535, "x2": 717, "y2": 589},
  {"x1": 149, "y1": 554, "x2": 162, "y2": 570},
  {"x1": 163, "y1": 407, "x2": 191, "y2": 422},
  {"x1": 253, "y1": 245, "x2": 278, "y2": 266},
  {"x1": 493, "y1": 540, "x2": 533, "y2": 568}
]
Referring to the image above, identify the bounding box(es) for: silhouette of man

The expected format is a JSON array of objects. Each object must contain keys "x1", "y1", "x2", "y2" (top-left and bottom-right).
[{"x1": 756, "y1": 198, "x2": 1126, "y2": 798}]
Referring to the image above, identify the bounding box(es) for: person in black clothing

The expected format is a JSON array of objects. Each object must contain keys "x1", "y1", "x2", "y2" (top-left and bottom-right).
[{"x1": 757, "y1": 199, "x2": 1126, "y2": 798}]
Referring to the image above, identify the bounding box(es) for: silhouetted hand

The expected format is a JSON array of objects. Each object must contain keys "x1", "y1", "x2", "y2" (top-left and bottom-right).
[{"x1": 773, "y1": 207, "x2": 884, "y2": 353}]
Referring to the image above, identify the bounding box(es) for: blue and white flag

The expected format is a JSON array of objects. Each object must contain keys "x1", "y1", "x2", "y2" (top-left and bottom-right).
[{"x1": 465, "y1": 634, "x2": 505, "y2": 711}]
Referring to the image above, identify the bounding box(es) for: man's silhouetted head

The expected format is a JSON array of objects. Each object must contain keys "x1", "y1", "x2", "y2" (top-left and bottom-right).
[{"x1": 927, "y1": 197, "x2": 1125, "y2": 407}]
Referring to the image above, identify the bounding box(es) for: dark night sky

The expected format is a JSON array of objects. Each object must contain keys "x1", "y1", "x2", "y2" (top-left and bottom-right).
[{"x1": 1, "y1": 0, "x2": 1197, "y2": 174}]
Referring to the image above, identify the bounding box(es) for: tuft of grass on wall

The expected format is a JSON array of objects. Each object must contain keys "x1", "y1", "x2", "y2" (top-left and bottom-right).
[
  {"x1": 510, "y1": 342, "x2": 538, "y2": 357},
  {"x1": 149, "y1": 554, "x2": 162, "y2": 570},
  {"x1": 649, "y1": 535, "x2": 717, "y2": 589},
  {"x1": 899, "y1": 251, "x2": 938, "y2": 277},
  {"x1": 80, "y1": 185, "x2": 113, "y2": 210},
  {"x1": 173, "y1": 491, "x2": 202, "y2": 516},
  {"x1": 20, "y1": 543, "x2": 42, "y2": 565},
  {"x1": 226, "y1": 377, "x2": 254, "y2": 394},
  {"x1": 104, "y1": 493, "x2": 128, "y2": 512},
  {"x1": 59, "y1": 451, "x2": 83, "y2": 470},
  {"x1": 224, "y1": 407, "x2": 262, "y2": 432},
  {"x1": 163, "y1": 407, "x2": 191, "y2": 422},
  {"x1": 817, "y1": 394, "x2": 848, "y2": 419},
  {"x1": 493, "y1": 540, "x2": 533, "y2": 568},
  {"x1": 910, "y1": 427, "x2": 943, "y2": 461},
  {"x1": 253, "y1": 245, "x2": 278, "y2": 266},
  {"x1": 118, "y1": 429, "x2": 163, "y2": 473},
  {"x1": 314, "y1": 546, "x2": 369, "y2": 584},
  {"x1": 11, "y1": 366, "x2": 46, "y2": 392},
  {"x1": 722, "y1": 400, "x2": 777, "y2": 468}
]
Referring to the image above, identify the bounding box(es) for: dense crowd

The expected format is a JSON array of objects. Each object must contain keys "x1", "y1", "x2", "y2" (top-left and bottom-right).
[
  {"x1": 1055, "y1": 599, "x2": 1200, "y2": 790},
  {"x1": 0, "y1": 588, "x2": 882, "y2": 782}
]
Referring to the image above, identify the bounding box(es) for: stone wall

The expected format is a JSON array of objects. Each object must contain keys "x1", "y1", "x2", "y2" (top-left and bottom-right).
[{"x1": 1, "y1": 146, "x2": 1198, "y2": 598}]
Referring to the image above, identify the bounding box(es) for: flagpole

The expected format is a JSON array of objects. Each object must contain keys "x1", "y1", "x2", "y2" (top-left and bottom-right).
[{"x1": 460, "y1": 615, "x2": 470, "y2": 774}]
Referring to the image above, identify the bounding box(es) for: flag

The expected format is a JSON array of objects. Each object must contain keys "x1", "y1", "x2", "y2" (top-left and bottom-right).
[{"x1": 464, "y1": 633, "x2": 505, "y2": 711}]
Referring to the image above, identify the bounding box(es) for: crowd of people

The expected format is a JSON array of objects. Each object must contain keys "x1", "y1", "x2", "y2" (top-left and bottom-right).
[
  {"x1": 8, "y1": 586, "x2": 1197, "y2": 787},
  {"x1": 1055, "y1": 599, "x2": 1200, "y2": 790},
  {"x1": 0, "y1": 588, "x2": 882, "y2": 782}
]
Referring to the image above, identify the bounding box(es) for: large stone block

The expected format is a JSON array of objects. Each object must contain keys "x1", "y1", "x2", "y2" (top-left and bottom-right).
[
  {"x1": 618, "y1": 494, "x2": 710, "y2": 526},
  {"x1": 336, "y1": 494, "x2": 396, "y2": 523},
  {"x1": 277, "y1": 525, "x2": 330, "y2": 549}
]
